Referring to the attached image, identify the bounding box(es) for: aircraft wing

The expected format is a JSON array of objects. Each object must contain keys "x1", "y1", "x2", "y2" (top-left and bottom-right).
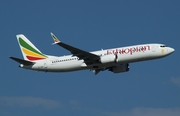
[{"x1": 51, "y1": 33, "x2": 100, "y2": 63}]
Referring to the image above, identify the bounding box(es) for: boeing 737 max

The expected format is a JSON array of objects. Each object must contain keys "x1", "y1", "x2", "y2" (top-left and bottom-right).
[{"x1": 10, "y1": 33, "x2": 175, "y2": 75}]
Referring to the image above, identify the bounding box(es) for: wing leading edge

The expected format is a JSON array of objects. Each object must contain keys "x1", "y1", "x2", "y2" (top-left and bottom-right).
[{"x1": 50, "y1": 33, "x2": 100, "y2": 63}]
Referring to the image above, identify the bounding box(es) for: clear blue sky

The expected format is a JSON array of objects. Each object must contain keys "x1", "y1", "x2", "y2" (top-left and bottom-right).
[{"x1": 0, "y1": 0, "x2": 180, "y2": 116}]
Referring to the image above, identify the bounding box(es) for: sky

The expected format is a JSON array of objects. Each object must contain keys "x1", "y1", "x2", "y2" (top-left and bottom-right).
[{"x1": 0, "y1": 0, "x2": 180, "y2": 116}]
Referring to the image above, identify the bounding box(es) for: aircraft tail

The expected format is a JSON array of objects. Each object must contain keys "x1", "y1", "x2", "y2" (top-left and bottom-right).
[{"x1": 16, "y1": 34, "x2": 48, "y2": 61}]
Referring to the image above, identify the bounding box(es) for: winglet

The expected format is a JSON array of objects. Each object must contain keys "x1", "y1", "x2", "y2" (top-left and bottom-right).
[{"x1": 51, "y1": 32, "x2": 60, "y2": 44}]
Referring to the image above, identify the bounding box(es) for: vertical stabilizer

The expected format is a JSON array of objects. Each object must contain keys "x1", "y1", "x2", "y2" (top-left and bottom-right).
[{"x1": 16, "y1": 34, "x2": 47, "y2": 61}]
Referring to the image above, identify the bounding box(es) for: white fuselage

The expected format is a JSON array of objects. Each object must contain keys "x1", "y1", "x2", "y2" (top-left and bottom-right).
[{"x1": 21, "y1": 43, "x2": 174, "y2": 72}]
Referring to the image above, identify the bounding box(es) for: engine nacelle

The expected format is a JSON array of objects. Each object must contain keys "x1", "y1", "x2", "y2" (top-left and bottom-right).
[
  {"x1": 100, "y1": 54, "x2": 118, "y2": 64},
  {"x1": 109, "y1": 64, "x2": 129, "y2": 73}
]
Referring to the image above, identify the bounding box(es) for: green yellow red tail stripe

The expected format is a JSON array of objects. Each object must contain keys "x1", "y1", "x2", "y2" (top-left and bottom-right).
[{"x1": 18, "y1": 36, "x2": 47, "y2": 61}]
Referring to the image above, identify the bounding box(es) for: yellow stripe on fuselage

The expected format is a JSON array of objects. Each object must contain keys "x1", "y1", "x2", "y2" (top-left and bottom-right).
[{"x1": 22, "y1": 48, "x2": 47, "y2": 58}]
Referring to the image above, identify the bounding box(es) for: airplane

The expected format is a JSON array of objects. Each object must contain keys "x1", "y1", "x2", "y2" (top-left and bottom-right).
[{"x1": 10, "y1": 33, "x2": 175, "y2": 75}]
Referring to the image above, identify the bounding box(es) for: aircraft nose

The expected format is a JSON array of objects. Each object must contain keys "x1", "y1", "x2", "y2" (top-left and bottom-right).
[{"x1": 169, "y1": 47, "x2": 175, "y2": 53}]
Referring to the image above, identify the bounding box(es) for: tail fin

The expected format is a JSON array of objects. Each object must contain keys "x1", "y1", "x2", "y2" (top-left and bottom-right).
[{"x1": 16, "y1": 34, "x2": 47, "y2": 61}]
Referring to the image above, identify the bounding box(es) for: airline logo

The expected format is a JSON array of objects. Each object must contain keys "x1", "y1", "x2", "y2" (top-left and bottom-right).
[
  {"x1": 52, "y1": 35, "x2": 60, "y2": 43},
  {"x1": 161, "y1": 49, "x2": 164, "y2": 53},
  {"x1": 18, "y1": 37, "x2": 47, "y2": 61},
  {"x1": 107, "y1": 45, "x2": 151, "y2": 55}
]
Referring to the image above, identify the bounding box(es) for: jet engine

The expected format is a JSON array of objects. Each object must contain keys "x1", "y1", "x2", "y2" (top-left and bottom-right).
[
  {"x1": 109, "y1": 64, "x2": 129, "y2": 73},
  {"x1": 100, "y1": 54, "x2": 118, "y2": 64}
]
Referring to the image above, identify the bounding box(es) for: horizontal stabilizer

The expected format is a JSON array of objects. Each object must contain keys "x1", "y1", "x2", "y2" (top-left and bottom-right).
[{"x1": 9, "y1": 56, "x2": 35, "y2": 65}]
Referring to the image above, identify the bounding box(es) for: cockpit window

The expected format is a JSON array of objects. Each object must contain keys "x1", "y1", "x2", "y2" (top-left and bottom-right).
[{"x1": 160, "y1": 45, "x2": 167, "y2": 47}]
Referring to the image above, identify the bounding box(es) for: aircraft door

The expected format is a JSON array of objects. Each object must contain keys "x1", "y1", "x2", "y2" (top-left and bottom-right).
[
  {"x1": 43, "y1": 60, "x2": 48, "y2": 70},
  {"x1": 152, "y1": 46, "x2": 156, "y2": 52}
]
